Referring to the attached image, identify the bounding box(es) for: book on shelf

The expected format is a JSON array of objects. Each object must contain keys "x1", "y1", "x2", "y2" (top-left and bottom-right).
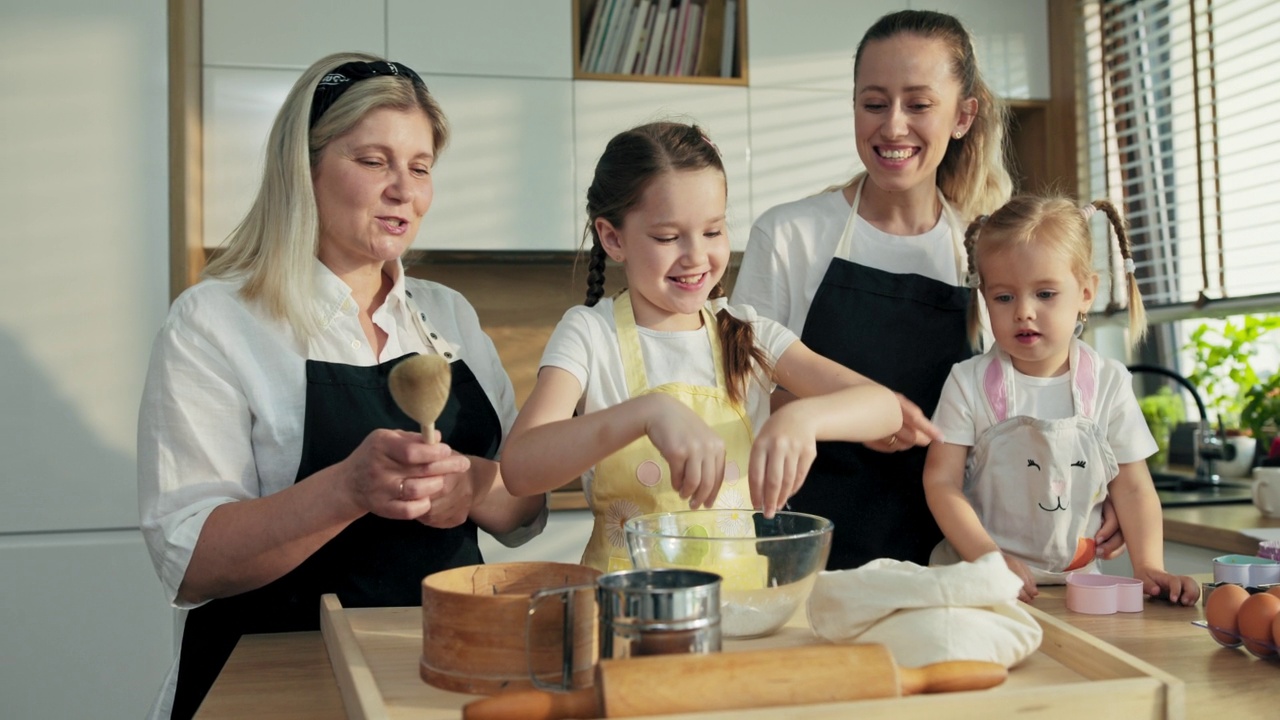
[
  {"x1": 655, "y1": 0, "x2": 681, "y2": 76},
  {"x1": 580, "y1": 0, "x2": 610, "y2": 73},
  {"x1": 594, "y1": 0, "x2": 632, "y2": 73},
  {"x1": 639, "y1": 0, "x2": 672, "y2": 74},
  {"x1": 694, "y1": 0, "x2": 725, "y2": 78},
  {"x1": 719, "y1": 0, "x2": 737, "y2": 77},
  {"x1": 584, "y1": 0, "x2": 619, "y2": 73},
  {"x1": 620, "y1": 0, "x2": 657, "y2": 74},
  {"x1": 676, "y1": 1, "x2": 703, "y2": 76},
  {"x1": 666, "y1": 0, "x2": 692, "y2": 75}
]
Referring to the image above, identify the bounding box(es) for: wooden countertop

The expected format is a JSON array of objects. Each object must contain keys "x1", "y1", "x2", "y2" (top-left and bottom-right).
[
  {"x1": 1162, "y1": 503, "x2": 1280, "y2": 555},
  {"x1": 194, "y1": 581, "x2": 1279, "y2": 720}
]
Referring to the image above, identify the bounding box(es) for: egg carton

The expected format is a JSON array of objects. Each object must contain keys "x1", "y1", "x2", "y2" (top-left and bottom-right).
[{"x1": 1195, "y1": 620, "x2": 1280, "y2": 660}]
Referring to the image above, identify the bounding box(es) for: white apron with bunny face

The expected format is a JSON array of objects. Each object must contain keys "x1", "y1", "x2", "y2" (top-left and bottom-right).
[{"x1": 960, "y1": 342, "x2": 1118, "y2": 583}]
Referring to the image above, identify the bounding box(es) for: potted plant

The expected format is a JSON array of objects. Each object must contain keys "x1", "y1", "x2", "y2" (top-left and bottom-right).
[
  {"x1": 1183, "y1": 314, "x2": 1280, "y2": 475},
  {"x1": 1138, "y1": 386, "x2": 1185, "y2": 471},
  {"x1": 1242, "y1": 372, "x2": 1280, "y2": 465}
]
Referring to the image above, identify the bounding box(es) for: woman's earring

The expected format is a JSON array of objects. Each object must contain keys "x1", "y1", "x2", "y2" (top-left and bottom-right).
[
  {"x1": 953, "y1": 131, "x2": 964, "y2": 139},
  {"x1": 1073, "y1": 312, "x2": 1088, "y2": 339}
]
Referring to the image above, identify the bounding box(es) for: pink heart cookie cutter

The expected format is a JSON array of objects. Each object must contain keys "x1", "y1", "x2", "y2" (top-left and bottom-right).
[{"x1": 1065, "y1": 573, "x2": 1144, "y2": 614}]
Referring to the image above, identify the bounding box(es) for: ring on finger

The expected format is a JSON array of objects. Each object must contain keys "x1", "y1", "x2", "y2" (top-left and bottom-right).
[
  {"x1": 886, "y1": 434, "x2": 898, "y2": 447},
  {"x1": 398, "y1": 480, "x2": 406, "y2": 501}
]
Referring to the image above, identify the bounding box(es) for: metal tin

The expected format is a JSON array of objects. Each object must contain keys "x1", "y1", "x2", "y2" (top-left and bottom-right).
[{"x1": 597, "y1": 568, "x2": 722, "y2": 660}]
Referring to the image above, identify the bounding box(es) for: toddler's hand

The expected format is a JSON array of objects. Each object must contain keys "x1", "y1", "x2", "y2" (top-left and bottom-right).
[
  {"x1": 643, "y1": 396, "x2": 725, "y2": 510},
  {"x1": 1135, "y1": 567, "x2": 1200, "y2": 606},
  {"x1": 749, "y1": 407, "x2": 820, "y2": 517},
  {"x1": 1003, "y1": 553, "x2": 1039, "y2": 603}
]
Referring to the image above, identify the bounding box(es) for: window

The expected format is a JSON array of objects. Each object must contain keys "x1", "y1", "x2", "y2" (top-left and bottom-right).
[{"x1": 1079, "y1": 0, "x2": 1280, "y2": 324}]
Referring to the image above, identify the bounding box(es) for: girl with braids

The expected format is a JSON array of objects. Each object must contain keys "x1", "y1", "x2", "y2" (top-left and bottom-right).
[
  {"x1": 502, "y1": 121, "x2": 901, "y2": 572},
  {"x1": 923, "y1": 196, "x2": 1198, "y2": 607}
]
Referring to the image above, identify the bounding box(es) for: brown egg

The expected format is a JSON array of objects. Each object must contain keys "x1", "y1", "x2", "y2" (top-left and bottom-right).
[
  {"x1": 1237, "y1": 591, "x2": 1280, "y2": 658},
  {"x1": 1204, "y1": 583, "x2": 1248, "y2": 647},
  {"x1": 1267, "y1": 585, "x2": 1280, "y2": 599}
]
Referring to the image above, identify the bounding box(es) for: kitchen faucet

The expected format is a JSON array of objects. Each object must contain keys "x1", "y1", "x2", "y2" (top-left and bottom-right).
[{"x1": 1127, "y1": 364, "x2": 1226, "y2": 485}]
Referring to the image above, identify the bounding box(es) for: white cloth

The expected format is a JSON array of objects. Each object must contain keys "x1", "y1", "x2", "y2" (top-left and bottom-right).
[
  {"x1": 807, "y1": 552, "x2": 1043, "y2": 668},
  {"x1": 730, "y1": 189, "x2": 962, "y2": 335},
  {"x1": 138, "y1": 258, "x2": 545, "y2": 610},
  {"x1": 539, "y1": 296, "x2": 798, "y2": 434},
  {"x1": 932, "y1": 341, "x2": 1157, "y2": 463}
]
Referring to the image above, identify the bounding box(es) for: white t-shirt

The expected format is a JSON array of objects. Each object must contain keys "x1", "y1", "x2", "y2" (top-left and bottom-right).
[
  {"x1": 932, "y1": 348, "x2": 1158, "y2": 465},
  {"x1": 730, "y1": 189, "x2": 961, "y2": 334},
  {"x1": 540, "y1": 296, "x2": 799, "y2": 435}
]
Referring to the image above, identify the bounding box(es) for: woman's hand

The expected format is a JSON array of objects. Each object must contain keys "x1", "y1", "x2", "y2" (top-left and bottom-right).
[
  {"x1": 341, "y1": 428, "x2": 471, "y2": 521},
  {"x1": 1002, "y1": 553, "x2": 1040, "y2": 603},
  {"x1": 749, "y1": 405, "x2": 819, "y2": 517},
  {"x1": 864, "y1": 393, "x2": 943, "y2": 453},
  {"x1": 643, "y1": 395, "x2": 726, "y2": 510}
]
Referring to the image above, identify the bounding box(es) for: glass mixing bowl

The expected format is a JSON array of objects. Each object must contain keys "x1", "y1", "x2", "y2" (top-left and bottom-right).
[{"x1": 624, "y1": 509, "x2": 833, "y2": 638}]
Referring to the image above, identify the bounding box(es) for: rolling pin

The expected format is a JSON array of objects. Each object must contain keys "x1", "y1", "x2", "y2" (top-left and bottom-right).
[{"x1": 462, "y1": 643, "x2": 1007, "y2": 719}]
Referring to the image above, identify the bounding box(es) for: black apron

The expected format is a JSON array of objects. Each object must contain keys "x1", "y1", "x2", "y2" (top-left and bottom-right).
[
  {"x1": 789, "y1": 183, "x2": 975, "y2": 570},
  {"x1": 170, "y1": 352, "x2": 501, "y2": 720}
]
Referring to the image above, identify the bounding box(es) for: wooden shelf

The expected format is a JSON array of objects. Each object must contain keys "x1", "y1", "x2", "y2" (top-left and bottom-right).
[{"x1": 573, "y1": 0, "x2": 748, "y2": 86}]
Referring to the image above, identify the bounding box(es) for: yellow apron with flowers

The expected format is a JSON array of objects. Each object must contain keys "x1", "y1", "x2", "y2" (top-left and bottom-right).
[{"x1": 580, "y1": 291, "x2": 757, "y2": 574}]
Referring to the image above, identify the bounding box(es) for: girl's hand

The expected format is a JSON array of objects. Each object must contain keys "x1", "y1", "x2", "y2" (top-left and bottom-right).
[
  {"x1": 864, "y1": 393, "x2": 943, "y2": 453},
  {"x1": 1094, "y1": 497, "x2": 1127, "y2": 559},
  {"x1": 1134, "y1": 567, "x2": 1200, "y2": 605},
  {"x1": 643, "y1": 396, "x2": 726, "y2": 510},
  {"x1": 748, "y1": 405, "x2": 819, "y2": 517},
  {"x1": 1003, "y1": 553, "x2": 1039, "y2": 603},
  {"x1": 340, "y1": 428, "x2": 471, "y2": 521}
]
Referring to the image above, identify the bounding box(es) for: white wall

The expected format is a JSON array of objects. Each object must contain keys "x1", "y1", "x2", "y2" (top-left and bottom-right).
[{"x1": 0, "y1": 0, "x2": 175, "y2": 717}]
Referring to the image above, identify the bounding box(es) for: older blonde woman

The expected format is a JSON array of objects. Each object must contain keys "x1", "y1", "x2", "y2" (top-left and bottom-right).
[{"x1": 137, "y1": 53, "x2": 546, "y2": 719}]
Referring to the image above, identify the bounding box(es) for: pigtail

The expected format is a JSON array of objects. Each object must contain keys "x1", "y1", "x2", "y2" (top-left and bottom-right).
[
  {"x1": 709, "y1": 282, "x2": 772, "y2": 408},
  {"x1": 1092, "y1": 199, "x2": 1147, "y2": 345},
  {"x1": 584, "y1": 231, "x2": 609, "y2": 307},
  {"x1": 963, "y1": 216, "x2": 987, "y2": 351}
]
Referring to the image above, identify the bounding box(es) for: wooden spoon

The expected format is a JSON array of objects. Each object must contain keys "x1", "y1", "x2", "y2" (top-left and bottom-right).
[{"x1": 388, "y1": 354, "x2": 451, "y2": 444}]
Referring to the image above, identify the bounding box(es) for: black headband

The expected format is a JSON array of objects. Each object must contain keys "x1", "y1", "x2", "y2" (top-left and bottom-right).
[{"x1": 309, "y1": 60, "x2": 427, "y2": 127}]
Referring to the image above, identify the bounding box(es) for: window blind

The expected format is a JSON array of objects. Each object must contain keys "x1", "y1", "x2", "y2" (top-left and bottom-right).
[{"x1": 1079, "y1": 0, "x2": 1280, "y2": 323}]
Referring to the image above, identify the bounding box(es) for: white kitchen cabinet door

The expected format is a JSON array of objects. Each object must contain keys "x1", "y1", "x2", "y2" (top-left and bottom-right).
[
  {"x1": 202, "y1": 67, "x2": 301, "y2": 249},
  {"x1": 416, "y1": 75, "x2": 577, "y2": 252},
  {"x1": 572, "y1": 82, "x2": 752, "y2": 251},
  {"x1": 746, "y1": 0, "x2": 903, "y2": 91},
  {"x1": 0, "y1": 531, "x2": 175, "y2": 720},
  {"x1": 388, "y1": 0, "x2": 573, "y2": 79},
  {"x1": 203, "y1": 0, "x2": 385, "y2": 68},
  {"x1": 915, "y1": 0, "x2": 1050, "y2": 100},
  {"x1": 748, "y1": 87, "x2": 862, "y2": 226}
]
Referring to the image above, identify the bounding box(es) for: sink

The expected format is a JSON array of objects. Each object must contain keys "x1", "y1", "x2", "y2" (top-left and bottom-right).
[{"x1": 1150, "y1": 470, "x2": 1253, "y2": 507}]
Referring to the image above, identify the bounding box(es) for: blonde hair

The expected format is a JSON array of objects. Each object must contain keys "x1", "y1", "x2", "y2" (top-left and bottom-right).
[
  {"x1": 841, "y1": 10, "x2": 1013, "y2": 219},
  {"x1": 203, "y1": 52, "x2": 449, "y2": 337},
  {"x1": 963, "y1": 195, "x2": 1147, "y2": 349}
]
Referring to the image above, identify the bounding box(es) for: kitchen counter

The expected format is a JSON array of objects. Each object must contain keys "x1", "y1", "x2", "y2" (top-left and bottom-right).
[
  {"x1": 1162, "y1": 503, "x2": 1280, "y2": 555},
  {"x1": 194, "y1": 586, "x2": 1278, "y2": 720}
]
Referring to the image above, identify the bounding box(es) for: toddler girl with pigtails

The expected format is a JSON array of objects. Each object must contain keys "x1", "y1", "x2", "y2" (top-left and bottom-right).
[{"x1": 922, "y1": 195, "x2": 1198, "y2": 606}]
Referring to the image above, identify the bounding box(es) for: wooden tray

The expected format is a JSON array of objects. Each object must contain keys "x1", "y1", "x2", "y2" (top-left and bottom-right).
[{"x1": 319, "y1": 594, "x2": 1183, "y2": 720}]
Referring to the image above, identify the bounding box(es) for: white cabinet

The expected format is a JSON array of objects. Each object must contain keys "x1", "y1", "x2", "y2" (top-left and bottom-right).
[
  {"x1": 573, "y1": 82, "x2": 753, "y2": 251},
  {"x1": 203, "y1": 0, "x2": 385, "y2": 68},
  {"x1": 747, "y1": 87, "x2": 862, "y2": 226},
  {"x1": 389, "y1": 0, "x2": 573, "y2": 79},
  {"x1": 0, "y1": 532, "x2": 175, "y2": 720},
  {"x1": 418, "y1": 75, "x2": 577, "y2": 252},
  {"x1": 201, "y1": 1, "x2": 1051, "y2": 251},
  {"x1": 914, "y1": 0, "x2": 1050, "y2": 100},
  {"x1": 746, "y1": 0, "x2": 900, "y2": 91}
]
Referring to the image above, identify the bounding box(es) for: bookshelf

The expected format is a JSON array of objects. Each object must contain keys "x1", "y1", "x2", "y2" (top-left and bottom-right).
[{"x1": 573, "y1": 0, "x2": 748, "y2": 86}]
